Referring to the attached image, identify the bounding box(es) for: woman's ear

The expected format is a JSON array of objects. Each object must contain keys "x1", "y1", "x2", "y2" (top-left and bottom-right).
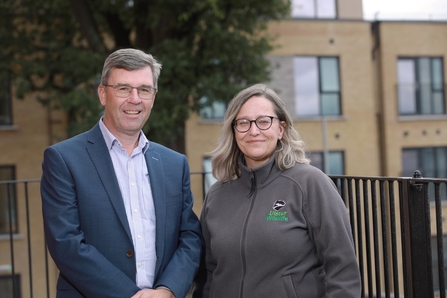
[{"x1": 279, "y1": 121, "x2": 286, "y2": 140}]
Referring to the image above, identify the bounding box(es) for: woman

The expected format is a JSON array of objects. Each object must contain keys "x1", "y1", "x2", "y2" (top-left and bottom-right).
[{"x1": 193, "y1": 84, "x2": 361, "y2": 298}]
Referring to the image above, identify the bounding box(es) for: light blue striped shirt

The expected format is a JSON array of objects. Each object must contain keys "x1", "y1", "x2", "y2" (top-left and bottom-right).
[{"x1": 99, "y1": 119, "x2": 156, "y2": 289}]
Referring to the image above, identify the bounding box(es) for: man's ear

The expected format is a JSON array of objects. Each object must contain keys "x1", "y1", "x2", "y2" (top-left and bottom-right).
[
  {"x1": 98, "y1": 85, "x2": 106, "y2": 106},
  {"x1": 150, "y1": 95, "x2": 156, "y2": 108}
]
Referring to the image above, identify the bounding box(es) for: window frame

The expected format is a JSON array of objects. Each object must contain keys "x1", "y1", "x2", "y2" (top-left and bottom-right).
[
  {"x1": 202, "y1": 157, "x2": 217, "y2": 195},
  {"x1": 294, "y1": 56, "x2": 342, "y2": 117},
  {"x1": 402, "y1": 147, "x2": 447, "y2": 202},
  {"x1": 397, "y1": 56, "x2": 445, "y2": 116},
  {"x1": 199, "y1": 96, "x2": 227, "y2": 120},
  {"x1": 308, "y1": 150, "x2": 345, "y2": 175},
  {"x1": 0, "y1": 166, "x2": 18, "y2": 235},
  {"x1": 0, "y1": 71, "x2": 13, "y2": 126},
  {"x1": 291, "y1": 0, "x2": 338, "y2": 19},
  {"x1": 0, "y1": 274, "x2": 21, "y2": 298},
  {"x1": 402, "y1": 147, "x2": 447, "y2": 178}
]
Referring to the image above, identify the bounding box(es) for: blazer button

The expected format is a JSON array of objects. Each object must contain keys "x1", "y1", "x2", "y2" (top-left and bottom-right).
[{"x1": 126, "y1": 250, "x2": 134, "y2": 258}]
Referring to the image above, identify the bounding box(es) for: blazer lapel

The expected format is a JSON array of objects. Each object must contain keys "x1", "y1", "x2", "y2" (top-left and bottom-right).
[
  {"x1": 145, "y1": 147, "x2": 166, "y2": 275},
  {"x1": 86, "y1": 124, "x2": 132, "y2": 240}
]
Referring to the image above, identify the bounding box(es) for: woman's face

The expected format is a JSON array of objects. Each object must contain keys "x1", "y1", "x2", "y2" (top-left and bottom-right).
[{"x1": 234, "y1": 96, "x2": 285, "y2": 169}]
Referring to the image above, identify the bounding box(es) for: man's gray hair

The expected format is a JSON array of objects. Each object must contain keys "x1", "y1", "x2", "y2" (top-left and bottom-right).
[{"x1": 100, "y1": 48, "x2": 162, "y2": 88}]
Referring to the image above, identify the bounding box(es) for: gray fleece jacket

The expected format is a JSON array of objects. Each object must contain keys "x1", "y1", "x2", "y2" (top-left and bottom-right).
[{"x1": 193, "y1": 156, "x2": 361, "y2": 298}]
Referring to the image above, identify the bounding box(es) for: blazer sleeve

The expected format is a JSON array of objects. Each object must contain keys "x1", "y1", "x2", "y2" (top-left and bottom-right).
[{"x1": 41, "y1": 146, "x2": 141, "y2": 298}]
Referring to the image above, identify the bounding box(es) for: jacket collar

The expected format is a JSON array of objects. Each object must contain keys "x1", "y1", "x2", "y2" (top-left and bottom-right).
[
  {"x1": 238, "y1": 154, "x2": 282, "y2": 195},
  {"x1": 86, "y1": 123, "x2": 132, "y2": 240}
]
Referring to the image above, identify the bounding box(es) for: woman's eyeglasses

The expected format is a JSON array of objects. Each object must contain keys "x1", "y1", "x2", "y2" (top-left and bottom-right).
[{"x1": 233, "y1": 116, "x2": 278, "y2": 133}]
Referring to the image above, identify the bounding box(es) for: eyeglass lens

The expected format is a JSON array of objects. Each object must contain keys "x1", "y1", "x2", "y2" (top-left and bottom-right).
[
  {"x1": 108, "y1": 85, "x2": 155, "y2": 100},
  {"x1": 234, "y1": 116, "x2": 275, "y2": 132}
]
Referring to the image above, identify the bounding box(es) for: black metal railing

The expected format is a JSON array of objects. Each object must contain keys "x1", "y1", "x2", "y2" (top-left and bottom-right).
[
  {"x1": 1, "y1": 172, "x2": 447, "y2": 298},
  {"x1": 329, "y1": 171, "x2": 447, "y2": 298},
  {"x1": 0, "y1": 179, "x2": 44, "y2": 298}
]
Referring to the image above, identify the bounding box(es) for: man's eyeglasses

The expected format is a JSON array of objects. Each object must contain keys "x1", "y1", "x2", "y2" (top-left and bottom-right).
[
  {"x1": 233, "y1": 116, "x2": 279, "y2": 133},
  {"x1": 103, "y1": 84, "x2": 157, "y2": 100}
]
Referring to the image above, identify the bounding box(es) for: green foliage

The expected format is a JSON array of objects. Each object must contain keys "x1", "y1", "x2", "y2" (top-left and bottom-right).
[{"x1": 2, "y1": 0, "x2": 290, "y2": 151}]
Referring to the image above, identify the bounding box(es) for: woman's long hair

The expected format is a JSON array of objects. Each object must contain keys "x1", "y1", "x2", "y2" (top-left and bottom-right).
[{"x1": 211, "y1": 84, "x2": 310, "y2": 182}]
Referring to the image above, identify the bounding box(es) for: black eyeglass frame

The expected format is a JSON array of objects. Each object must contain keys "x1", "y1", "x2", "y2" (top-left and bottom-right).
[
  {"x1": 103, "y1": 84, "x2": 157, "y2": 100},
  {"x1": 232, "y1": 115, "x2": 279, "y2": 133}
]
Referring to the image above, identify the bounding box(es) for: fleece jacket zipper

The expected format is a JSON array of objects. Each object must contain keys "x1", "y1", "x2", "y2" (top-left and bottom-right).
[{"x1": 239, "y1": 169, "x2": 257, "y2": 298}]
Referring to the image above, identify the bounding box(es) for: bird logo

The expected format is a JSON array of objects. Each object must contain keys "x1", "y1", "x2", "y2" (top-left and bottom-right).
[{"x1": 273, "y1": 200, "x2": 286, "y2": 211}]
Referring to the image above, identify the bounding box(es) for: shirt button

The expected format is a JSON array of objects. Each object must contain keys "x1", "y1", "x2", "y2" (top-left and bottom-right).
[{"x1": 126, "y1": 250, "x2": 134, "y2": 258}]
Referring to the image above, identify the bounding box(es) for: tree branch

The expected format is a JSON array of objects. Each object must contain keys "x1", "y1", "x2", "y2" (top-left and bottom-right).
[{"x1": 69, "y1": 0, "x2": 105, "y2": 53}]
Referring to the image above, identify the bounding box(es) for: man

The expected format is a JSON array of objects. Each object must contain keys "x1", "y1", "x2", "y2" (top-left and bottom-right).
[{"x1": 41, "y1": 48, "x2": 202, "y2": 298}]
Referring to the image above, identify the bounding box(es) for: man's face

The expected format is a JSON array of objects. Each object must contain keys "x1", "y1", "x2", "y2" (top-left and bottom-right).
[{"x1": 98, "y1": 67, "x2": 156, "y2": 139}]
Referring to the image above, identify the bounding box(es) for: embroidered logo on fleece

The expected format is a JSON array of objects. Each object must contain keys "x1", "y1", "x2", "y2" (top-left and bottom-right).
[{"x1": 266, "y1": 200, "x2": 288, "y2": 221}]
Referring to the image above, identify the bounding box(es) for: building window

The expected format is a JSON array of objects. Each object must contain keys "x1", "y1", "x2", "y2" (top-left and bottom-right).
[
  {"x1": 199, "y1": 96, "x2": 226, "y2": 120},
  {"x1": 309, "y1": 151, "x2": 344, "y2": 175},
  {"x1": 0, "y1": 71, "x2": 12, "y2": 125},
  {"x1": 402, "y1": 147, "x2": 447, "y2": 178},
  {"x1": 291, "y1": 0, "x2": 337, "y2": 19},
  {"x1": 0, "y1": 166, "x2": 18, "y2": 234},
  {"x1": 397, "y1": 57, "x2": 445, "y2": 115},
  {"x1": 402, "y1": 147, "x2": 447, "y2": 201},
  {"x1": 0, "y1": 274, "x2": 21, "y2": 298},
  {"x1": 294, "y1": 56, "x2": 341, "y2": 117},
  {"x1": 203, "y1": 158, "x2": 217, "y2": 195}
]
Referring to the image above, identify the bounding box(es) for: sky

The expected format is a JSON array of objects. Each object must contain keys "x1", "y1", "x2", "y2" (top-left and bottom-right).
[{"x1": 362, "y1": 0, "x2": 447, "y2": 20}]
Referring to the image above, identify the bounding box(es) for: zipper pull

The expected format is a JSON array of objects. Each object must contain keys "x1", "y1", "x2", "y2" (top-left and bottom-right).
[{"x1": 247, "y1": 170, "x2": 256, "y2": 197}]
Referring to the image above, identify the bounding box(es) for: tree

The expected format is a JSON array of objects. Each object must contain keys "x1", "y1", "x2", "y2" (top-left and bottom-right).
[{"x1": 2, "y1": 0, "x2": 290, "y2": 153}]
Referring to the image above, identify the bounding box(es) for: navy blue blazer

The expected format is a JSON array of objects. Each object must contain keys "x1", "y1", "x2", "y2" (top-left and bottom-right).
[{"x1": 41, "y1": 123, "x2": 203, "y2": 298}]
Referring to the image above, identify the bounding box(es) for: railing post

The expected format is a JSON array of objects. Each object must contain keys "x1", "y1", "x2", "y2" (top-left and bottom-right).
[{"x1": 403, "y1": 170, "x2": 434, "y2": 298}]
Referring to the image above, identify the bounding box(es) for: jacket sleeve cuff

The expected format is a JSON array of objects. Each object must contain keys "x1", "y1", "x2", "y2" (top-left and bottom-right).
[{"x1": 156, "y1": 286, "x2": 175, "y2": 296}]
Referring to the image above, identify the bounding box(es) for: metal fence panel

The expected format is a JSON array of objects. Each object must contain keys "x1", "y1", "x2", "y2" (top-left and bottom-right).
[{"x1": 2, "y1": 173, "x2": 447, "y2": 298}]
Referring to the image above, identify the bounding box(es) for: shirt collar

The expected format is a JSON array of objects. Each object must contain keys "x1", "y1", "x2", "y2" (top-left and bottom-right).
[{"x1": 99, "y1": 117, "x2": 149, "y2": 153}]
